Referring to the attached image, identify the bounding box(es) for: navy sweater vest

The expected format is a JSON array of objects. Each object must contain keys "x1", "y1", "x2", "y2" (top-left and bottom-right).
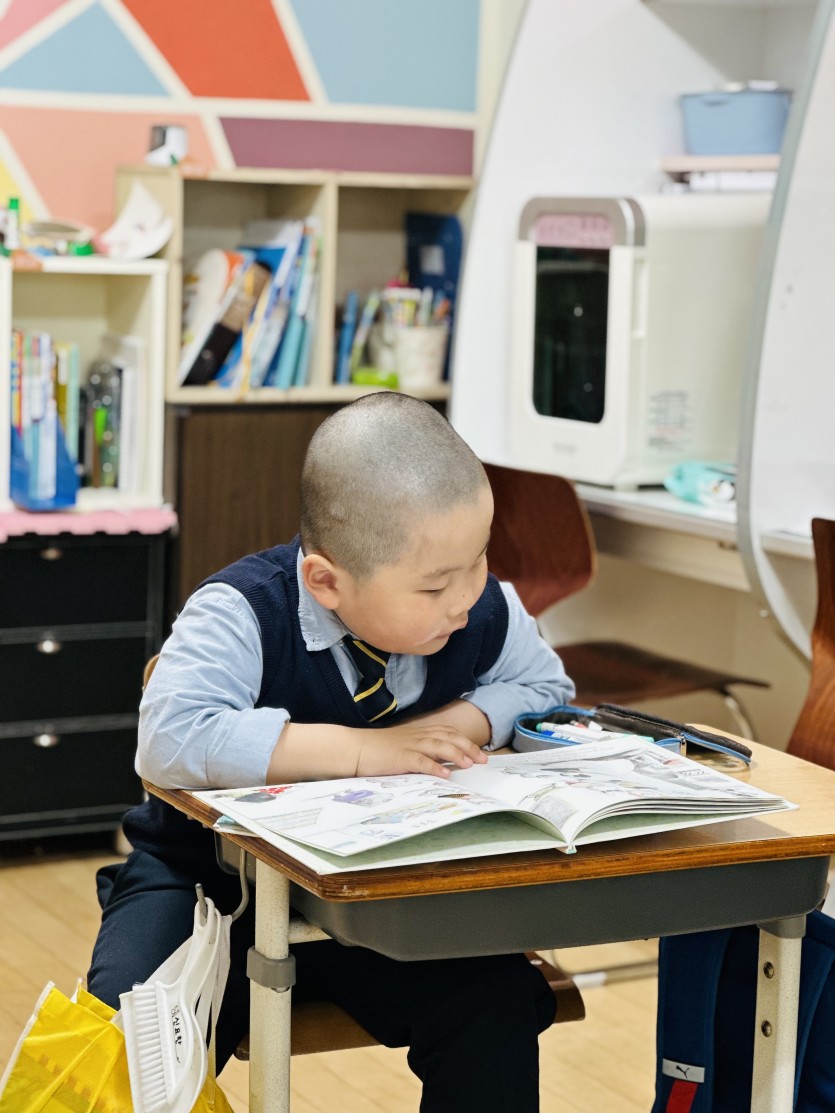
[{"x1": 125, "y1": 538, "x2": 509, "y2": 884}]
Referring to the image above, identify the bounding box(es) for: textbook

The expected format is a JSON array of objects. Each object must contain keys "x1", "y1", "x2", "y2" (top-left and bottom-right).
[{"x1": 194, "y1": 736, "x2": 793, "y2": 875}]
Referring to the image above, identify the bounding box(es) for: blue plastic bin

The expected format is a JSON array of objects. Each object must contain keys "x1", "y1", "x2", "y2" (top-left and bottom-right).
[{"x1": 680, "y1": 89, "x2": 791, "y2": 156}]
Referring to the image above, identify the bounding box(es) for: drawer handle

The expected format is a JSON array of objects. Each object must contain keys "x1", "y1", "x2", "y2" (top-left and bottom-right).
[
  {"x1": 36, "y1": 637, "x2": 62, "y2": 655},
  {"x1": 33, "y1": 733, "x2": 60, "y2": 748},
  {"x1": 39, "y1": 547, "x2": 63, "y2": 561}
]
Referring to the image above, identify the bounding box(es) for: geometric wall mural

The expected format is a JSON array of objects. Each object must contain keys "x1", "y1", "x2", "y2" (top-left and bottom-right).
[
  {"x1": 0, "y1": 106, "x2": 216, "y2": 234},
  {"x1": 0, "y1": 4, "x2": 169, "y2": 95},
  {"x1": 0, "y1": 0, "x2": 479, "y2": 232},
  {"x1": 290, "y1": 0, "x2": 479, "y2": 110},
  {"x1": 120, "y1": 0, "x2": 309, "y2": 100},
  {"x1": 0, "y1": 1, "x2": 73, "y2": 52}
]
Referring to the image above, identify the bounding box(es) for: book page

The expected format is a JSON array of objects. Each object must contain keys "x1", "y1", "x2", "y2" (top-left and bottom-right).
[
  {"x1": 450, "y1": 739, "x2": 789, "y2": 846},
  {"x1": 212, "y1": 812, "x2": 568, "y2": 875},
  {"x1": 196, "y1": 773, "x2": 532, "y2": 857}
]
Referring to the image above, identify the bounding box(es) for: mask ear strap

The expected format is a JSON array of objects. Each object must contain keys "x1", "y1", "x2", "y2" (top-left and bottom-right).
[{"x1": 232, "y1": 853, "x2": 250, "y2": 922}]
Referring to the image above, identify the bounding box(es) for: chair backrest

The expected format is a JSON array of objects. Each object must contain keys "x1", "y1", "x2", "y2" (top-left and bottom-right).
[
  {"x1": 483, "y1": 463, "x2": 596, "y2": 617},
  {"x1": 143, "y1": 654, "x2": 160, "y2": 690},
  {"x1": 787, "y1": 517, "x2": 835, "y2": 770}
]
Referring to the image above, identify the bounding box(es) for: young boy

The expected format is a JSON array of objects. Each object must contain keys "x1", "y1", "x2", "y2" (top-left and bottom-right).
[{"x1": 88, "y1": 392, "x2": 575, "y2": 1113}]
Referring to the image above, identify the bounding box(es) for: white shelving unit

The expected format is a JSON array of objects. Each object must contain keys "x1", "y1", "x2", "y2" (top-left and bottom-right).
[
  {"x1": 452, "y1": 0, "x2": 819, "y2": 464},
  {"x1": 0, "y1": 254, "x2": 168, "y2": 512},
  {"x1": 446, "y1": 0, "x2": 825, "y2": 748},
  {"x1": 660, "y1": 154, "x2": 780, "y2": 175},
  {"x1": 736, "y1": 0, "x2": 835, "y2": 657},
  {"x1": 114, "y1": 165, "x2": 471, "y2": 406}
]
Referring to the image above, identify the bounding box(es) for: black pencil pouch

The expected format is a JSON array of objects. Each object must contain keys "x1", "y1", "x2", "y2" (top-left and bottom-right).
[{"x1": 513, "y1": 703, "x2": 752, "y2": 764}]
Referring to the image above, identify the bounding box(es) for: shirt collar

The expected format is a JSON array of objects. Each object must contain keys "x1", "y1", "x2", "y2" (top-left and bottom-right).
[{"x1": 297, "y1": 548, "x2": 350, "y2": 652}]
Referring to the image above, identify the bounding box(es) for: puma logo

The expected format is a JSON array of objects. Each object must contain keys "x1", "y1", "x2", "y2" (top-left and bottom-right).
[{"x1": 662, "y1": 1059, "x2": 705, "y2": 1083}]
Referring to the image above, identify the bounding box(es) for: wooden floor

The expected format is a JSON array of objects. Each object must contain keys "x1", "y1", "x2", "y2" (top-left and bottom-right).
[{"x1": 0, "y1": 840, "x2": 659, "y2": 1112}]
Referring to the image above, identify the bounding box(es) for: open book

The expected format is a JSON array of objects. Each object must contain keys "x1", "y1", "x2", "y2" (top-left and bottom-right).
[{"x1": 194, "y1": 736, "x2": 794, "y2": 875}]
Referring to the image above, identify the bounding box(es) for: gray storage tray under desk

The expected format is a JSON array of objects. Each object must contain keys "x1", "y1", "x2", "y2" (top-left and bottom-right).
[{"x1": 215, "y1": 835, "x2": 829, "y2": 961}]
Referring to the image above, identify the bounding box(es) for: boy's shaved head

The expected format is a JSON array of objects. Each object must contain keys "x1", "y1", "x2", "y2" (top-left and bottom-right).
[{"x1": 300, "y1": 392, "x2": 488, "y2": 579}]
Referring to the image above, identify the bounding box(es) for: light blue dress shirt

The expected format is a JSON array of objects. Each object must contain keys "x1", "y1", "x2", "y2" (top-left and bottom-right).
[{"x1": 138, "y1": 561, "x2": 575, "y2": 790}]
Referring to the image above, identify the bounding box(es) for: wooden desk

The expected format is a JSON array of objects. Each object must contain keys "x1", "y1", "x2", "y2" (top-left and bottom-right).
[{"x1": 147, "y1": 743, "x2": 835, "y2": 1113}]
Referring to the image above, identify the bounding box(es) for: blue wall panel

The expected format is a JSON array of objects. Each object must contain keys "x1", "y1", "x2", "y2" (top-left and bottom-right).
[{"x1": 290, "y1": 0, "x2": 479, "y2": 110}]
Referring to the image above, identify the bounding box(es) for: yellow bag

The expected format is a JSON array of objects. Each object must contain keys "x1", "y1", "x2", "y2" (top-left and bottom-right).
[{"x1": 0, "y1": 983, "x2": 233, "y2": 1113}]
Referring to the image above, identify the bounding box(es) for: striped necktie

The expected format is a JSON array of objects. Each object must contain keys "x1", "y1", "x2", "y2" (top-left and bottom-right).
[{"x1": 342, "y1": 637, "x2": 398, "y2": 722}]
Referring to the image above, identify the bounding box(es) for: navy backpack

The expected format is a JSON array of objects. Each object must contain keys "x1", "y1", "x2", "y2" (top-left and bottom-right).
[{"x1": 652, "y1": 909, "x2": 835, "y2": 1112}]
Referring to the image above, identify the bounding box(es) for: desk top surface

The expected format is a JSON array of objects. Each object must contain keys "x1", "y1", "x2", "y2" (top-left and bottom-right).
[
  {"x1": 147, "y1": 742, "x2": 835, "y2": 903},
  {"x1": 576, "y1": 485, "x2": 814, "y2": 560},
  {"x1": 576, "y1": 484, "x2": 737, "y2": 542}
]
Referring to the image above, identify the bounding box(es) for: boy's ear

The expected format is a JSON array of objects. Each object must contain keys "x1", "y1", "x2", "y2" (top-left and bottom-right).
[{"x1": 301, "y1": 552, "x2": 343, "y2": 610}]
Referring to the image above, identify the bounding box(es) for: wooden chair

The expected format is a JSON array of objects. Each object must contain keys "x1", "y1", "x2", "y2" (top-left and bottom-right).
[
  {"x1": 788, "y1": 518, "x2": 835, "y2": 770},
  {"x1": 483, "y1": 463, "x2": 769, "y2": 738},
  {"x1": 141, "y1": 655, "x2": 585, "y2": 1059},
  {"x1": 232, "y1": 949, "x2": 584, "y2": 1059}
]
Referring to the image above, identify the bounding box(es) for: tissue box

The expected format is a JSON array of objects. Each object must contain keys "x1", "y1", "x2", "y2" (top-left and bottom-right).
[{"x1": 680, "y1": 89, "x2": 791, "y2": 156}]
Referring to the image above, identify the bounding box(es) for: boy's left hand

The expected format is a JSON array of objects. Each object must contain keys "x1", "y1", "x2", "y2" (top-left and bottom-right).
[{"x1": 355, "y1": 720, "x2": 489, "y2": 779}]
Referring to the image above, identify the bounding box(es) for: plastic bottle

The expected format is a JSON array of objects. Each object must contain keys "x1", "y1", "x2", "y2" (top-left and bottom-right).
[{"x1": 5, "y1": 197, "x2": 20, "y2": 250}]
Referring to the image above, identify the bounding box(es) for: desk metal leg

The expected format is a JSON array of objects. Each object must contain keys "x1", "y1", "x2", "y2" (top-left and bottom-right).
[
  {"x1": 750, "y1": 915, "x2": 805, "y2": 1113},
  {"x1": 250, "y1": 859, "x2": 292, "y2": 1113}
]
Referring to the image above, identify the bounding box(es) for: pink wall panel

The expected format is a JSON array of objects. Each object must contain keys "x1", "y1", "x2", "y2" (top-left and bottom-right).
[
  {"x1": 0, "y1": 107, "x2": 216, "y2": 232},
  {"x1": 222, "y1": 118, "x2": 474, "y2": 176},
  {"x1": 0, "y1": 0, "x2": 70, "y2": 51}
]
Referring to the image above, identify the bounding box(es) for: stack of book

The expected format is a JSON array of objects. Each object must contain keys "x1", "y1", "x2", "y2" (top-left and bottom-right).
[
  {"x1": 178, "y1": 216, "x2": 321, "y2": 392},
  {"x1": 9, "y1": 328, "x2": 147, "y2": 508},
  {"x1": 10, "y1": 330, "x2": 79, "y2": 509}
]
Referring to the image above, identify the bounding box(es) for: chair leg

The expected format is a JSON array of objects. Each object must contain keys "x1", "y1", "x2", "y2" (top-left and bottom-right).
[{"x1": 720, "y1": 689, "x2": 758, "y2": 741}]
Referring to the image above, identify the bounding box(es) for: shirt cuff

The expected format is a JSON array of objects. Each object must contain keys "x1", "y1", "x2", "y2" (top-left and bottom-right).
[
  {"x1": 463, "y1": 686, "x2": 517, "y2": 751},
  {"x1": 207, "y1": 707, "x2": 290, "y2": 787}
]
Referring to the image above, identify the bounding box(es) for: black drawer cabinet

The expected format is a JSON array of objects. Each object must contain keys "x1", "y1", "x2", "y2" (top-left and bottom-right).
[{"x1": 0, "y1": 531, "x2": 168, "y2": 840}]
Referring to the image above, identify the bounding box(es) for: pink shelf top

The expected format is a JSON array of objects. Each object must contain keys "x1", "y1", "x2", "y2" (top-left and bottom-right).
[{"x1": 0, "y1": 507, "x2": 178, "y2": 542}]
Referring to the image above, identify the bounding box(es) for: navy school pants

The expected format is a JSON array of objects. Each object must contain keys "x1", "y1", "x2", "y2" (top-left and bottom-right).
[{"x1": 87, "y1": 849, "x2": 556, "y2": 1113}]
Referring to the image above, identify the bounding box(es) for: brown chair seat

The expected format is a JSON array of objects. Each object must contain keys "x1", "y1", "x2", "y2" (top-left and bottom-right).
[
  {"x1": 234, "y1": 951, "x2": 585, "y2": 1058},
  {"x1": 558, "y1": 640, "x2": 769, "y2": 707}
]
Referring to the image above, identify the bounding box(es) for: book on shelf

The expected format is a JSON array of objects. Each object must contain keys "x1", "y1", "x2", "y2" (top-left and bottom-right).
[
  {"x1": 100, "y1": 332, "x2": 146, "y2": 495},
  {"x1": 181, "y1": 254, "x2": 270, "y2": 387},
  {"x1": 178, "y1": 249, "x2": 250, "y2": 386},
  {"x1": 349, "y1": 289, "x2": 381, "y2": 376},
  {"x1": 54, "y1": 341, "x2": 81, "y2": 464},
  {"x1": 335, "y1": 290, "x2": 359, "y2": 384},
  {"x1": 293, "y1": 270, "x2": 320, "y2": 386},
  {"x1": 405, "y1": 211, "x2": 462, "y2": 378},
  {"x1": 194, "y1": 734, "x2": 793, "y2": 876},
  {"x1": 266, "y1": 218, "x2": 321, "y2": 390},
  {"x1": 237, "y1": 219, "x2": 305, "y2": 391},
  {"x1": 291, "y1": 226, "x2": 320, "y2": 387}
]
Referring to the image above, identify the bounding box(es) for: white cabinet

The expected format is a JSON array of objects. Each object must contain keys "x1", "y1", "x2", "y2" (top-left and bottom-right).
[{"x1": 0, "y1": 255, "x2": 168, "y2": 511}]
